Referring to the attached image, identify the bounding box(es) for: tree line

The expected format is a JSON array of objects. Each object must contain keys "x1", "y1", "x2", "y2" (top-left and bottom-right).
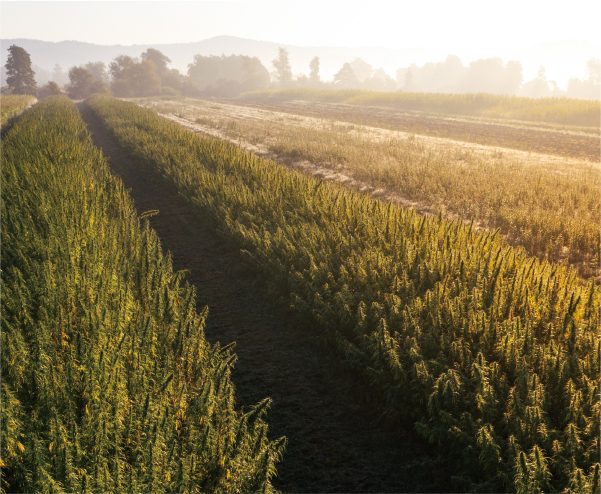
[{"x1": 4, "y1": 44, "x2": 600, "y2": 100}]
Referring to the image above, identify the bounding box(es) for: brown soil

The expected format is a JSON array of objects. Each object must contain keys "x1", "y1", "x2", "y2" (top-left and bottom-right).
[
  {"x1": 78, "y1": 103, "x2": 453, "y2": 492},
  {"x1": 234, "y1": 99, "x2": 601, "y2": 162}
]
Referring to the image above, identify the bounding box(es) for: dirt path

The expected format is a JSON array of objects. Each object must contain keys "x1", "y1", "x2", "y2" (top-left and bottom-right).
[{"x1": 78, "y1": 104, "x2": 451, "y2": 492}]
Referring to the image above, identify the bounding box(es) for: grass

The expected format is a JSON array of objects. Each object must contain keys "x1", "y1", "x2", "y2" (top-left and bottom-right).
[{"x1": 241, "y1": 88, "x2": 601, "y2": 128}]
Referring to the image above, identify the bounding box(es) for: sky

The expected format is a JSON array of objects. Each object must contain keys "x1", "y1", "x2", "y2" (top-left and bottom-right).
[{"x1": 2, "y1": 1, "x2": 600, "y2": 85}]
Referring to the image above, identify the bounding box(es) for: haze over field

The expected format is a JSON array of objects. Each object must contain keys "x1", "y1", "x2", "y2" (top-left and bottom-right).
[{"x1": 2, "y1": 0, "x2": 600, "y2": 97}]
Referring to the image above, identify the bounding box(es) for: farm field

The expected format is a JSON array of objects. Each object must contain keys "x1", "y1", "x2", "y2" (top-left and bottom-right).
[
  {"x1": 235, "y1": 96, "x2": 601, "y2": 162},
  {"x1": 0, "y1": 94, "x2": 35, "y2": 129},
  {"x1": 1, "y1": 97, "x2": 284, "y2": 493},
  {"x1": 131, "y1": 97, "x2": 600, "y2": 279},
  {"x1": 83, "y1": 94, "x2": 599, "y2": 493},
  {"x1": 242, "y1": 88, "x2": 601, "y2": 128},
  {"x1": 77, "y1": 101, "x2": 450, "y2": 493}
]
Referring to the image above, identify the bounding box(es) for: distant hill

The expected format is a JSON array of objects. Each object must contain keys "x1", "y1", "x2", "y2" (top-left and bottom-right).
[{"x1": 0, "y1": 36, "x2": 446, "y2": 83}]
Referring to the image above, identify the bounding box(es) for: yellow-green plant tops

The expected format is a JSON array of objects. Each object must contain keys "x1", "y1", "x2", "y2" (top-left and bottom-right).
[
  {"x1": 87, "y1": 94, "x2": 600, "y2": 493},
  {"x1": 1, "y1": 96, "x2": 284, "y2": 494}
]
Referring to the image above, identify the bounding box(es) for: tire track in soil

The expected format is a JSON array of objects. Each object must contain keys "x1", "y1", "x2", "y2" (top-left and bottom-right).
[{"x1": 78, "y1": 103, "x2": 451, "y2": 493}]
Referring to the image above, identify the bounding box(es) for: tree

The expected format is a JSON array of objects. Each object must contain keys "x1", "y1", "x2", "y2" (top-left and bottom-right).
[
  {"x1": 5, "y1": 45, "x2": 37, "y2": 95},
  {"x1": 333, "y1": 63, "x2": 358, "y2": 88},
  {"x1": 272, "y1": 47, "x2": 292, "y2": 87},
  {"x1": 141, "y1": 48, "x2": 171, "y2": 75},
  {"x1": 109, "y1": 56, "x2": 161, "y2": 97},
  {"x1": 51, "y1": 64, "x2": 69, "y2": 87},
  {"x1": 127, "y1": 59, "x2": 161, "y2": 96},
  {"x1": 109, "y1": 55, "x2": 136, "y2": 82},
  {"x1": 37, "y1": 81, "x2": 63, "y2": 99},
  {"x1": 309, "y1": 56, "x2": 320, "y2": 84},
  {"x1": 67, "y1": 66, "x2": 95, "y2": 99},
  {"x1": 350, "y1": 58, "x2": 373, "y2": 82},
  {"x1": 84, "y1": 61, "x2": 108, "y2": 84},
  {"x1": 188, "y1": 54, "x2": 269, "y2": 94},
  {"x1": 586, "y1": 57, "x2": 600, "y2": 84}
]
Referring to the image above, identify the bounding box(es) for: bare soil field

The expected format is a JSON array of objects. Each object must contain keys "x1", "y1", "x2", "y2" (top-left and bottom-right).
[
  {"x1": 234, "y1": 99, "x2": 601, "y2": 161},
  {"x1": 78, "y1": 103, "x2": 453, "y2": 493}
]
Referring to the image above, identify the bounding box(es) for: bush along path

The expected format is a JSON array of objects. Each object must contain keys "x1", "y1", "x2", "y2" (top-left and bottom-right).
[
  {"x1": 1, "y1": 96, "x2": 284, "y2": 494},
  {"x1": 83, "y1": 95, "x2": 599, "y2": 493},
  {"x1": 78, "y1": 101, "x2": 451, "y2": 493}
]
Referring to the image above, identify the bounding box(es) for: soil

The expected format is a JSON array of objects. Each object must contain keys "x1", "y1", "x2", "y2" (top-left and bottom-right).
[
  {"x1": 78, "y1": 103, "x2": 453, "y2": 493},
  {"x1": 233, "y1": 99, "x2": 601, "y2": 162}
]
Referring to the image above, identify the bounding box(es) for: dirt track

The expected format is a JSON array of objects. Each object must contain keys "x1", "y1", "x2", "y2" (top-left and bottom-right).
[{"x1": 78, "y1": 103, "x2": 453, "y2": 492}]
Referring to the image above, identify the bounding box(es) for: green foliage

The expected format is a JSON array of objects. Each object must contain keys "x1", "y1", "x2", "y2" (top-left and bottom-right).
[
  {"x1": 241, "y1": 88, "x2": 601, "y2": 128},
  {"x1": 4, "y1": 45, "x2": 37, "y2": 96},
  {"x1": 1, "y1": 96, "x2": 284, "y2": 493},
  {"x1": 86, "y1": 94, "x2": 600, "y2": 492}
]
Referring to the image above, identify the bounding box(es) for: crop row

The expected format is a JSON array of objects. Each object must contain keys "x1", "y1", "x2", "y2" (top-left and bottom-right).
[
  {"x1": 0, "y1": 94, "x2": 34, "y2": 128},
  {"x1": 1, "y1": 96, "x2": 284, "y2": 494},
  {"x1": 242, "y1": 88, "x2": 601, "y2": 128},
  {"x1": 141, "y1": 96, "x2": 600, "y2": 278},
  {"x1": 86, "y1": 94, "x2": 599, "y2": 492}
]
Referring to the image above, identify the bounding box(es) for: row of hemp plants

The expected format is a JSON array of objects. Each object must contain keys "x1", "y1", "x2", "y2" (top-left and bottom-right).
[
  {"x1": 1, "y1": 96, "x2": 284, "y2": 494},
  {"x1": 86, "y1": 94, "x2": 599, "y2": 492}
]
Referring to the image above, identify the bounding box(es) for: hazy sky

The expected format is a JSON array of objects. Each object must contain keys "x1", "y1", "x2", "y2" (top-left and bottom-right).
[{"x1": 2, "y1": 0, "x2": 600, "y2": 55}]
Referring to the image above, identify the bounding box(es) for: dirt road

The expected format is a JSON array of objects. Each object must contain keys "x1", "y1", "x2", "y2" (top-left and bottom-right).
[{"x1": 78, "y1": 103, "x2": 452, "y2": 492}]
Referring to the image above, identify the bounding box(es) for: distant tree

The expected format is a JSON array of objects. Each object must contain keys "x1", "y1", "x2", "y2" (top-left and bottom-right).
[
  {"x1": 67, "y1": 66, "x2": 95, "y2": 99},
  {"x1": 109, "y1": 55, "x2": 136, "y2": 82},
  {"x1": 180, "y1": 76, "x2": 201, "y2": 97},
  {"x1": 188, "y1": 54, "x2": 269, "y2": 95},
  {"x1": 162, "y1": 68, "x2": 183, "y2": 92},
  {"x1": 110, "y1": 55, "x2": 161, "y2": 97},
  {"x1": 333, "y1": 63, "x2": 358, "y2": 88},
  {"x1": 566, "y1": 58, "x2": 601, "y2": 100},
  {"x1": 350, "y1": 58, "x2": 373, "y2": 82},
  {"x1": 364, "y1": 68, "x2": 396, "y2": 91},
  {"x1": 586, "y1": 57, "x2": 600, "y2": 84},
  {"x1": 127, "y1": 59, "x2": 161, "y2": 96},
  {"x1": 520, "y1": 65, "x2": 551, "y2": 98},
  {"x1": 272, "y1": 47, "x2": 293, "y2": 87},
  {"x1": 142, "y1": 48, "x2": 171, "y2": 75},
  {"x1": 37, "y1": 81, "x2": 63, "y2": 99},
  {"x1": 401, "y1": 67, "x2": 418, "y2": 91},
  {"x1": 309, "y1": 56, "x2": 320, "y2": 84},
  {"x1": 85, "y1": 61, "x2": 109, "y2": 84},
  {"x1": 5, "y1": 45, "x2": 37, "y2": 95},
  {"x1": 51, "y1": 64, "x2": 69, "y2": 87}
]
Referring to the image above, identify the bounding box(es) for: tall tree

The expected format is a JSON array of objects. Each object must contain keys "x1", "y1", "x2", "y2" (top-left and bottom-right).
[
  {"x1": 67, "y1": 66, "x2": 95, "y2": 99},
  {"x1": 333, "y1": 63, "x2": 358, "y2": 88},
  {"x1": 349, "y1": 58, "x2": 373, "y2": 82},
  {"x1": 141, "y1": 48, "x2": 171, "y2": 75},
  {"x1": 309, "y1": 56, "x2": 320, "y2": 83},
  {"x1": 84, "y1": 61, "x2": 109, "y2": 84},
  {"x1": 272, "y1": 47, "x2": 293, "y2": 87},
  {"x1": 5, "y1": 45, "x2": 37, "y2": 95}
]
